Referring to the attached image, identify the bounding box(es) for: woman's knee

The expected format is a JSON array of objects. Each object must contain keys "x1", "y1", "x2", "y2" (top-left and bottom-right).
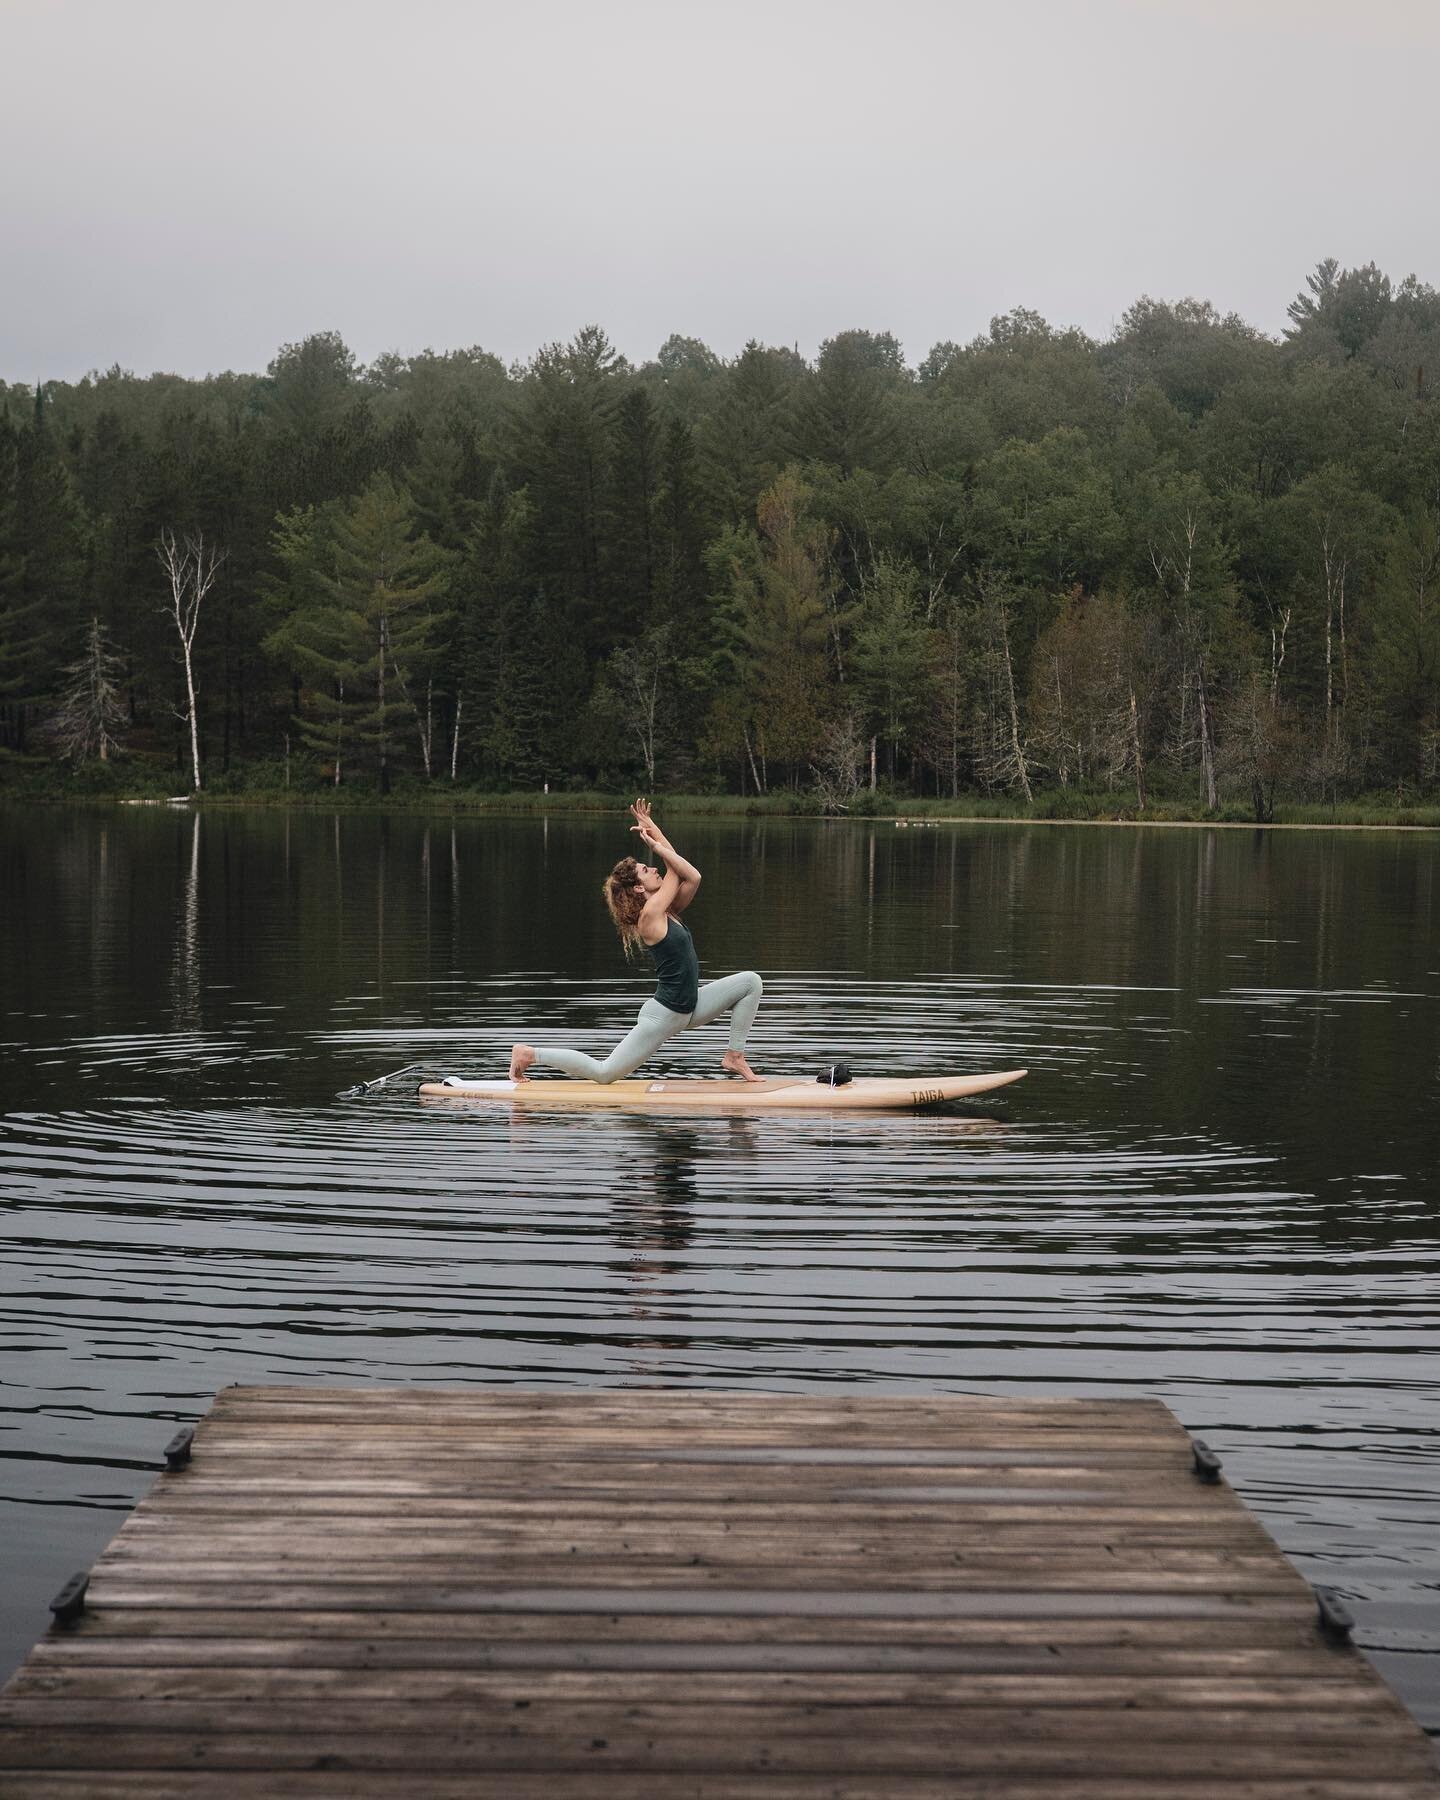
[{"x1": 741, "y1": 970, "x2": 763, "y2": 998}]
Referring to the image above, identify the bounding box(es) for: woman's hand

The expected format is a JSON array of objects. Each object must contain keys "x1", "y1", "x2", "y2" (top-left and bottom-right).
[{"x1": 630, "y1": 798, "x2": 670, "y2": 851}]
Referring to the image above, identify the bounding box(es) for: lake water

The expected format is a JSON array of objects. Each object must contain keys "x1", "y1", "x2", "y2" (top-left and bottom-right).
[{"x1": 1, "y1": 804, "x2": 1438, "y2": 1729}]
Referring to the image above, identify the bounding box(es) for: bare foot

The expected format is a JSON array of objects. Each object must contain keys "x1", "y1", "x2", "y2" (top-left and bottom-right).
[
  {"x1": 722, "y1": 1050, "x2": 763, "y2": 1083},
  {"x1": 509, "y1": 1044, "x2": 536, "y2": 1082}
]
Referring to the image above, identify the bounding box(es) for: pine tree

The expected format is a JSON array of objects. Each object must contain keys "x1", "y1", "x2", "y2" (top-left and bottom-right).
[
  {"x1": 0, "y1": 392, "x2": 87, "y2": 752},
  {"x1": 509, "y1": 326, "x2": 625, "y2": 651},
  {"x1": 715, "y1": 472, "x2": 836, "y2": 783},
  {"x1": 603, "y1": 387, "x2": 661, "y2": 643},
  {"x1": 654, "y1": 417, "x2": 709, "y2": 630},
  {"x1": 325, "y1": 478, "x2": 450, "y2": 788},
  {"x1": 450, "y1": 473, "x2": 530, "y2": 782},
  {"x1": 702, "y1": 342, "x2": 801, "y2": 526},
  {"x1": 262, "y1": 504, "x2": 366, "y2": 785},
  {"x1": 793, "y1": 331, "x2": 908, "y2": 476}
]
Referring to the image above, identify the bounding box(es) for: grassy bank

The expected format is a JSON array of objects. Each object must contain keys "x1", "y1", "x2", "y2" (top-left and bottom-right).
[{"x1": 4, "y1": 756, "x2": 1438, "y2": 828}]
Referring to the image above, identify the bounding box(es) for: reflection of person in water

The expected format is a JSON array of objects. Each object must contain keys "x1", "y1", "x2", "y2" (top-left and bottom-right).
[
  {"x1": 617, "y1": 1123, "x2": 698, "y2": 1266},
  {"x1": 609, "y1": 1115, "x2": 758, "y2": 1342},
  {"x1": 510, "y1": 799, "x2": 764, "y2": 1085}
]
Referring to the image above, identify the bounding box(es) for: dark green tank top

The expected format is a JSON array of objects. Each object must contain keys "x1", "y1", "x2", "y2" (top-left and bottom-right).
[{"x1": 646, "y1": 917, "x2": 699, "y2": 1015}]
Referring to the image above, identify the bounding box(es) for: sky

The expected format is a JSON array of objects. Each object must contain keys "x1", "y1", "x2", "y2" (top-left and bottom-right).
[{"x1": 3, "y1": 0, "x2": 1439, "y2": 383}]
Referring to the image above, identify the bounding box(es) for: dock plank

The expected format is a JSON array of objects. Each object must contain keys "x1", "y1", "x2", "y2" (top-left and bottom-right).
[{"x1": 1, "y1": 1387, "x2": 1435, "y2": 1795}]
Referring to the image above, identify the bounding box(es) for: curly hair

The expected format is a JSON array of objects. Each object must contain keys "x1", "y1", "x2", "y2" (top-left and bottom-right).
[{"x1": 602, "y1": 856, "x2": 648, "y2": 955}]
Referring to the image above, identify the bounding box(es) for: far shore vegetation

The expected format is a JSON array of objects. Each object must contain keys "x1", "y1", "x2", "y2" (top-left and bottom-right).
[
  {"x1": 4, "y1": 258, "x2": 1440, "y2": 828},
  {"x1": 4, "y1": 757, "x2": 1435, "y2": 831}
]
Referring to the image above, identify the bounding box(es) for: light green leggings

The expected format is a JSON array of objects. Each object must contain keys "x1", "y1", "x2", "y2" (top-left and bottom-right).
[{"x1": 535, "y1": 970, "x2": 763, "y2": 1083}]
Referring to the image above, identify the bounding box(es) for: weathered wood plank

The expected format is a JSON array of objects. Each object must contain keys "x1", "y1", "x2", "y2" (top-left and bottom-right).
[
  {"x1": 134, "y1": 1475, "x2": 1224, "y2": 1505},
  {"x1": 83, "y1": 1573, "x2": 1309, "y2": 1612},
  {"x1": 0, "y1": 1672, "x2": 1408, "y2": 1711},
  {"x1": 177, "y1": 1439, "x2": 1200, "y2": 1460},
  {"x1": 121, "y1": 1491, "x2": 1260, "y2": 1518},
  {"x1": 102, "y1": 1523, "x2": 1270, "y2": 1553},
  {"x1": 70, "y1": 1582, "x2": 1325, "y2": 1616},
  {"x1": 3, "y1": 1777, "x2": 1437, "y2": 1800},
  {"x1": 191, "y1": 1397, "x2": 1187, "y2": 1425},
  {"x1": 1, "y1": 1725, "x2": 1433, "y2": 1777},
  {"x1": 84, "y1": 1551, "x2": 1308, "y2": 1582},
  {"x1": 14, "y1": 1640, "x2": 1342, "y2": 1678},
  {"x1": 128, "y1": 1504, "x2": 1251, "y2": 1532},
  {"x1": 208, "y1": 1388, "x2": 1180, "y2": 1416},
  {"x1": 36, "y1": 1607, "x2": 1322, "y2": 1645}
]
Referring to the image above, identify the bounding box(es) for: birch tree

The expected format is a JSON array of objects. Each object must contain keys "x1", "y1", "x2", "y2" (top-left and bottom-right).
[
  {"x1": 157, "y1": 528, "x2": 224, "y2": 792},
  {"x1": 597, "y1": 624, "x2": 675, "y2": 786},
  {"x1": 1142, "y1": 475, "x2": 1232, "y2": 810},
  {"x1": 1282, "y1": 468, "x2": 1396, "y2": 745}
]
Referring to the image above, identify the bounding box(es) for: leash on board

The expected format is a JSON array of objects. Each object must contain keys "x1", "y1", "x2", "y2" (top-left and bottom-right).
[{"x1": 335, "y1": 1062, "x2": 448, "y2": 1099}]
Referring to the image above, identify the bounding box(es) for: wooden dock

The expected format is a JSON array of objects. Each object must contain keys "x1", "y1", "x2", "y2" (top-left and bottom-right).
[{"x1": 1, "y1": 1386, "x2": 1436, "y2": 1797}]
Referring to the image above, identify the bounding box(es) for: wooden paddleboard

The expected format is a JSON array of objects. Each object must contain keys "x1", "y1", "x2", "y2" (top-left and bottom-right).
[{"x1": 418, "y1": 1070, "x2": 1027, "y2": 1111}]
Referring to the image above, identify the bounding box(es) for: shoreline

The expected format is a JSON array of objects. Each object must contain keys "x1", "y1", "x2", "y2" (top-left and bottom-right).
[{"x1": 4, "y1": 786, "x2": 1437, "y2": 832}]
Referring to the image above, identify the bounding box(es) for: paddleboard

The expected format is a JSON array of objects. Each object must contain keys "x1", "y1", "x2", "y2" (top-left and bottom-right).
[{"x1": 418, "y1": 1070, "x2": 1026, "y2": 1111}]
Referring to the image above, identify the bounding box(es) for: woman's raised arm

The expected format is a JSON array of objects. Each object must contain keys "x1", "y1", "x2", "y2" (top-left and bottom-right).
[{"x1": 632, "y1": 800, "x2": 701, "y2": 912}]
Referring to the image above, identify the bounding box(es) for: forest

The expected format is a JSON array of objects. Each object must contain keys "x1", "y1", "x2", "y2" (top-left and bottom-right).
[{"x1": 2, "y1": 257, "x2": 1439, "y2": 819}]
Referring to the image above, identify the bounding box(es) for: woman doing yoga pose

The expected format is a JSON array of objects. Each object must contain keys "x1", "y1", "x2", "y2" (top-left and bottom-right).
[{"x1": 509, "y1": 801, "x2": 763, "y2": 1085}]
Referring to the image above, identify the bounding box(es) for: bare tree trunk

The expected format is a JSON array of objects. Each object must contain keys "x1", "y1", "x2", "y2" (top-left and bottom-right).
[
  {"x1": 391, "y1": 658, "x2": 434, "y2": 778},
  {"x1": 641, "y1": 712, "x2": 656, "y2": 787},
  {"x1": 950, "y1": 655, "x2": 961, "y2": 799},
  {"x1": 378, "y1": 613, "x2": 390, "y2": 794},
  {"x1": 742, "y1": 725, "x2": 763, "y2": 795},
  {"x1": 1175, "y1": 653, "x2": 1191, "y2": 773},
  {"x1": 631, "y1": 662, "x2": 659, "y2": 786},
  {"x1": 869, "y1": 736, "x2": 877, "y2": 791},
  {"x1": 1129, "y1": 689, "x2": 1147, "y2": 811},
  {"x1": 1269, "y1": 604, "x2": 1291, "y2": 704},
  {"x1": 450, "y1": 695, "x2": 462, "y2": 782},
  {"x1": 1050, "y1": 653, "x2": 1070, "y2": 786},
  {"x1": 1320, "y1": 526, "x2": 1347, "y2": 739},
  {"x1": 157, "y1": 529, "x2": 224, "y2": 793},
  {"x1": 1005, "y1": 697, "x2": 1032, "y2": 803},
  {"x1": 997, "y1": 595, "x2": 1032, "y2": 804},
  {"x1": 1324, "y1": 599, "x2": 1334, "y2": 731},
  {"x1": 1338, "y1": 570, "x2": 1349, "y2": 714},
  {"x1": 1196, "y1": 663, "x2": 1218, "y2": 809}
]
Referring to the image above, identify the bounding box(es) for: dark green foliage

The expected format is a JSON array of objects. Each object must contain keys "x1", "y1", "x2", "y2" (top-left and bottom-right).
[
  {"x1": 793, "y1": 331, "x2": 908, "y2": 476},
  {"x1": 604, "y1": 386, "x2": 662, "y2": 642},
  {"x1": 7, "y1": 263, "x2": 1440, "y2": 808},
  {"x1": 0, "y1": 392, "x2": 87, "y2": 751}
]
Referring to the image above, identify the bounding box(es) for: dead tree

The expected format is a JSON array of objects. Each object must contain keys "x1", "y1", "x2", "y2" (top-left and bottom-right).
[
  {"x1": 157, "y1": 530, "x2": 225, "y2": 792},
  {"x1": 54, "y1": 617, "x2": 127, "y2": 763},
  {"x1": 975, "y1": 573, "x2": 1035, "y2": 803}
]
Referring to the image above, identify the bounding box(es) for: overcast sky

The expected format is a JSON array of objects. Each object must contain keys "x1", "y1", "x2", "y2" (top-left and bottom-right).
[{"x1": 4, "y1": 0, "x2": 1438, "y2": 383}]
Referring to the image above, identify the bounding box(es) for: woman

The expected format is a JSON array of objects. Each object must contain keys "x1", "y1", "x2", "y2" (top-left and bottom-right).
[{"x1": 510, "y1": 800, "x2": 764, "y2": 1084}]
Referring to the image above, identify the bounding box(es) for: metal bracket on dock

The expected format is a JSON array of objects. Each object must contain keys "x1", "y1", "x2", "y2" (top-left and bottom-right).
[
  {"x1": 163, "y1": 1427, "x2": 195, "y2": 1470},
  {"x1": 1189, "y1": 1438, "x2": 1223, "y2": 1483},
  {"x1": 48, "y1": 1572, "x2": 89, "y2": 1626},
  {"x1": 1315, "y1": 1586, "x2": 1356, "y2": 1641}
]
